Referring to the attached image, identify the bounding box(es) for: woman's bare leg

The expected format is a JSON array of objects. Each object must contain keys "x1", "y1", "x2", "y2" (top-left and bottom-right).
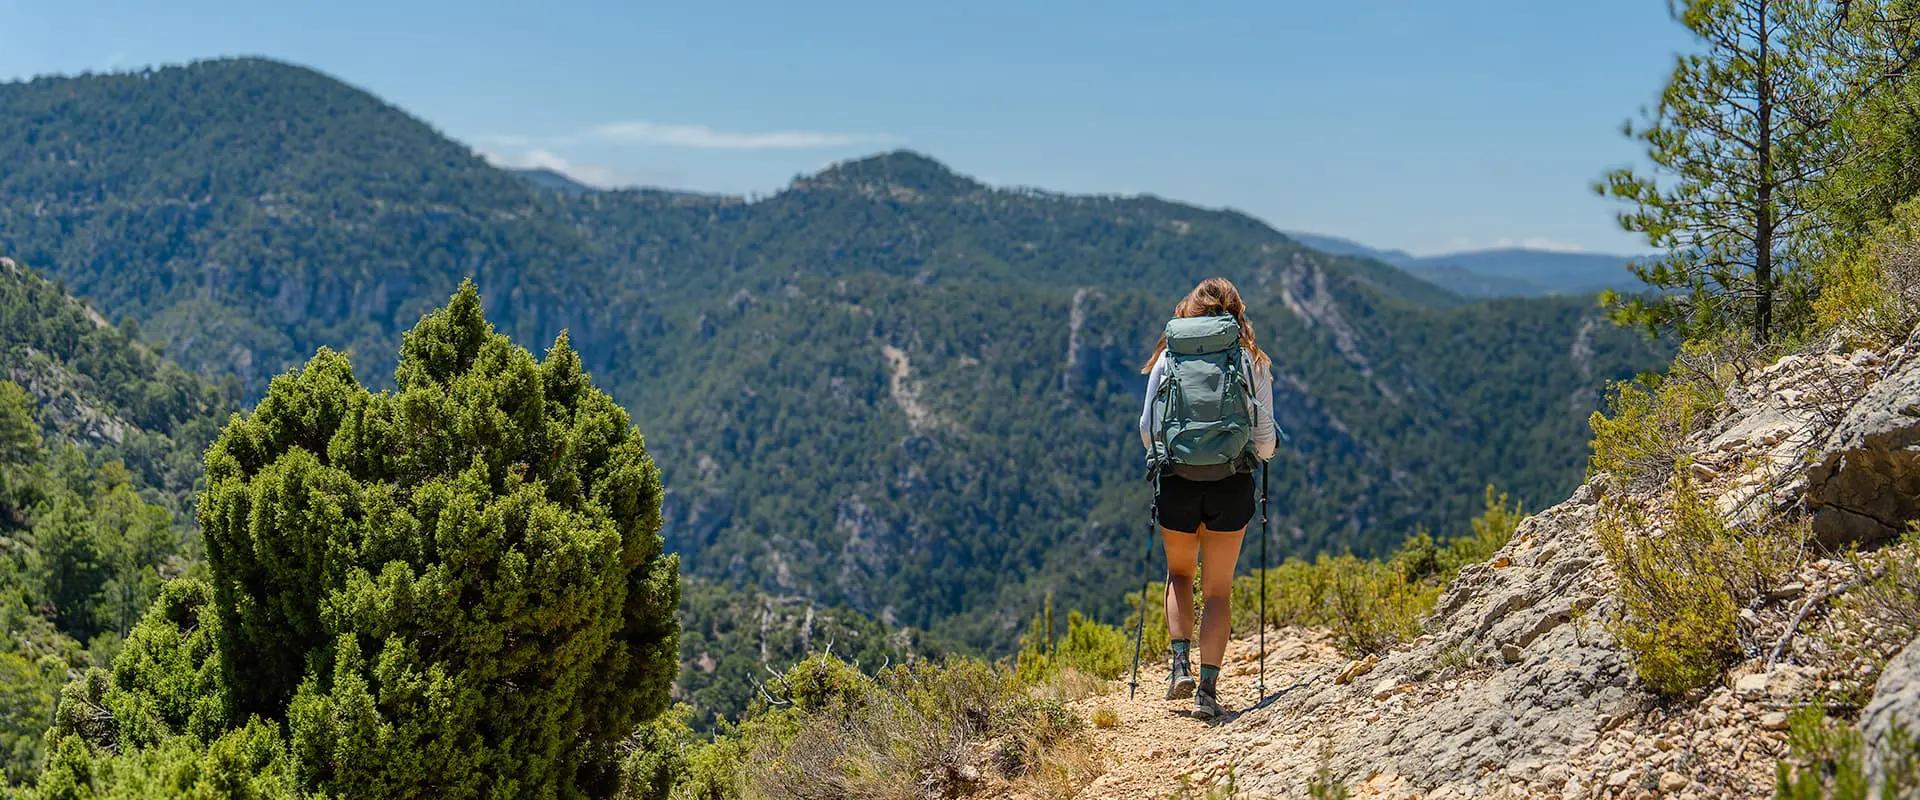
[
  {"x1": 1197, "y1": 526, "x2": 1246, "y2": 668},
  {"x1": 1161, "y1": 529, "x2": 1200, "y2": 642}
]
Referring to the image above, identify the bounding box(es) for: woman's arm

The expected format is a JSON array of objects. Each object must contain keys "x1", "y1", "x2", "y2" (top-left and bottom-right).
[
  {"x1": 1250, "y1": 358, "x2": 1277, "y2": 461},
  {"x1": 1139, "y1": 353, "x2": 1167, "y2": 451}
]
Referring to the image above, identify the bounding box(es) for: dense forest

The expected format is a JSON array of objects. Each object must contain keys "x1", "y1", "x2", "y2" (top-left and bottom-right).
[
  {"x1": 0, "y1": 258, "x2": 231, "y2": 782},
  {"x1": 0, "y1": 58, "x2": 1668, "y2": 653}
]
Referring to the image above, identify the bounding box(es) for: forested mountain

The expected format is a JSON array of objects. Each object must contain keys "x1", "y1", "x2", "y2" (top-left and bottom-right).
[
  {"x1": 0, "y1": 57, "x2": 1671, "y2": 650},
  {"x1": 1408, "y1": 248, "x2": 1645, "y2": 297}
]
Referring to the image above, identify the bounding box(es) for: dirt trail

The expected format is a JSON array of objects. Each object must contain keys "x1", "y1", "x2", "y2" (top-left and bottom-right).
[{"x1": 1068, "y1": 628, "x2": 1344, "y2": 799}]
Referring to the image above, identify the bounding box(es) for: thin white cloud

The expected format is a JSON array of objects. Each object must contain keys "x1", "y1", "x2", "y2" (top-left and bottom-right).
[
  {"x1": 479, "y1": 148, "x2": 623, "y2": 188},
  {"x1": 585, "y1": 120, "x2": 889, "y2": 150},
  {"x1": 1437, "y1": 236, "x2": 1590, "y2": 255},
  {"x1": 1494, "y1": 237, "x2": 1588, "y2": 253}
]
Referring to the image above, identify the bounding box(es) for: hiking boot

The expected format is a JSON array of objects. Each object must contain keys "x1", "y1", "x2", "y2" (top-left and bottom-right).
[
  {"x1": 1166, "y1": 656, "x2": 1196, "y2": 700},
  {"x1": 1192, "y1": 684, "x2": 1225, "y2": 721}
]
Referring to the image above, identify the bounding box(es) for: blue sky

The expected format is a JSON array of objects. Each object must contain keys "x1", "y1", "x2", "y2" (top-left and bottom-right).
[{"x1": 0, "y1": 1, "x2": 1692, "y2": 256}]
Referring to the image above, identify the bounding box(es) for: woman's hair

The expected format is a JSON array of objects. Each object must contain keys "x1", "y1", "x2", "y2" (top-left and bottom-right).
[{"x1": 1140, "y1": 277, "x2": 1269, "y2": 373}]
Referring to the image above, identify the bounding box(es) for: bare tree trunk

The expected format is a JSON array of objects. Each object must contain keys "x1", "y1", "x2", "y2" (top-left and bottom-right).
[{"x1": 1755, "y1": 0, "x2": 1777, "y2": 343}]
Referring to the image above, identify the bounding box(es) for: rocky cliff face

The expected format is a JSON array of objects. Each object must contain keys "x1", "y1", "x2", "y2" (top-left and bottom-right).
[{"x1": 1143, "y1": 334, "x2": 1920, "y2": 798}]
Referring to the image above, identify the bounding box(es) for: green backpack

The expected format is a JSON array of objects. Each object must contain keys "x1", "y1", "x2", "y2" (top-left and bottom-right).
[{"x1": 1147, "y1": 315, "x2": 1260, "y2": 477}]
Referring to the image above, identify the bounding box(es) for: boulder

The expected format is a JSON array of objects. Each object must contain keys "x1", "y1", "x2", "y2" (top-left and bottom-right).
[
  {"x1": 1805, "y1": 358, "x2": 1920, "y2": 547},
  {"x1": 1862, "y1": 637, "x2": 1920, "y2": 794}
]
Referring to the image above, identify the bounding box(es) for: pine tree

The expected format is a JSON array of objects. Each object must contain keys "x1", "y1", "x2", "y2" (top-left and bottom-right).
[
  {"x1": 37, "y1": 281, "x2": 681, "y2": 799},
  {"x1": 1598, "y1": 0, "x2": 1842, "y2": 342},
  {"x1": 1809, "y1": 0, "x2": 1920, "y2": 238}
]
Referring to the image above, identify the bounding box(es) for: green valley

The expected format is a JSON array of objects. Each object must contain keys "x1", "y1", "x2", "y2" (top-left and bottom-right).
[{"x1": 0, "y1": 58, "x2": 1668, "y2": 656}]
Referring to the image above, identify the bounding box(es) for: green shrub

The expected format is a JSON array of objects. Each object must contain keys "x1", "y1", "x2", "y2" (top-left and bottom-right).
[
  {"x1": 37, "y1": 283, "x2": 683, "y2": 798},
  {"x1": 1012, "y1": 597, "x2": 1128, "y2": 703},
  {"x1": 1815, "y1": 198, "x2": 1920, "y2": 346},
  {"x1": 1318, "y1": 554, "x2": 1436, "y2": 656},
  {"x1": 1223, "y1": 485, "x2": 1522, "y2": 658},
  {"x1": 1841, "y1": 525, "x2": 1920, "y2": 646},
  {"x1": 617, "y1": 706, "x2": 699, "y2": 800},
  {"x1": 778, "y1": 651, "x2": 876, "y2": 713},
  {"x1": 1599, "y1": 471, "x2": 1799, "y2": 697},
  {"x1": 1307, "y1": 765, "x2": 1350, "y2": 800},
  {"x1": 1054, "y1": 611, "x2": 1129, "y2": 680},
  {"x1": 1455, "y1": 485, "x2": 1524, "y2": 568},
  {"x1": 1588, "y1": 374, "x2": 1719, "y2": 495},
  {"x1": 28, "y1": 718, "x2": 302, "y2": 800},
  {"x1": 1773, "y1": 704, "x2": 1920, "y2": 799}
]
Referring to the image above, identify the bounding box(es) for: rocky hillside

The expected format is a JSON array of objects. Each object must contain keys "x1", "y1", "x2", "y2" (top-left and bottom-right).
[
  {"x1": 0, "y1": 255, "x2": 230, "y2": 522},
  {"x1": 1061, "y1": 332, "x2": 1920, "y2": 798}
]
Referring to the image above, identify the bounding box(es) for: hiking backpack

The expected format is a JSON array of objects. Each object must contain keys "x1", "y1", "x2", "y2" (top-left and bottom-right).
[{"x1": 1146, "y1": 315, "x2": 1260, "y2": 477}]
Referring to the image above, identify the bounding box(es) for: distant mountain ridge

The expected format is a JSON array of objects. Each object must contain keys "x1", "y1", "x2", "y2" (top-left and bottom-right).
[
  {"x1": 498, "y1": 170, "x2": 1647, "y2": 302},
  {"x1": 1283, "y1": 231, "x2": 1651, "y2": 299}
]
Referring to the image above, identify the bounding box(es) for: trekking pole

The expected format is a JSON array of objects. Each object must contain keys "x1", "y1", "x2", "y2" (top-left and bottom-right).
[
  {"x1": 1257, "y1": 461, "x2": 1269, "y2": 699},
  {"x1": 1128, "y1": 470, "x2": 1162, "y2": 700}
]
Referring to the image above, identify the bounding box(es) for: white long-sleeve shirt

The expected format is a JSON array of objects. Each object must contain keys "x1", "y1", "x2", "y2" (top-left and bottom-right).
[{"x1": 1138, "y1": 350, "x2": 1277, "y2": 461}]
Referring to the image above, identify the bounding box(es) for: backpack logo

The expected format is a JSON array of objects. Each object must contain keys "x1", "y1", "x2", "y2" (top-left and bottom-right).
[{"x1": 1147, "y1": 315, "x2": 1258, "y2": 472}]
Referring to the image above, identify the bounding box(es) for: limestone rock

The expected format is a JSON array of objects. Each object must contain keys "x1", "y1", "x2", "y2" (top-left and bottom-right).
[
  {"x1": 1767, "y1": 581, "x2": 1806, "y2": 601},
  {"x1": 1336, "y1": 654, "x2": 1379, "y2": 685},
  {"x1": 1805, "y1": 357, "x2": 1920, "y2": 546},
  {"x1": 1607, "y1": 767, "x2": 1636, "y2": 788},
  {"x1": 1862, "y1": 636, "x2": 1920, "y2": 793}
]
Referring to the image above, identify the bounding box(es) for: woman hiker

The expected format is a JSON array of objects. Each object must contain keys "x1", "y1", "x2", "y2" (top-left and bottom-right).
[{"x1": 1137, "y1": 276, "x2": 1277, "y2": 720}]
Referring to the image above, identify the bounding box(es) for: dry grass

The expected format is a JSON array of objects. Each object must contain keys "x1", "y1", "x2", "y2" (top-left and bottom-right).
[
  {"x1": 739, "y1": 656, "x2": 1098, "y2": 800},
  {"x1": 1027, "y1": 667, "x2": 1110, "y2": 704}
]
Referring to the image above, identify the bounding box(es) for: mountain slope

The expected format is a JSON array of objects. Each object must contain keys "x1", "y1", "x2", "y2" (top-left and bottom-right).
[
  {"x1": 0, "y1": 58, "x2": 1672, "y2": 650},
  {"x1": 0, "y1": 257, "x2": 230, "y2": 521},
  {"x1": 1408, "y1": 247, "x2": 1644, "y2": 297},
  {"x1": 0, "y1": 57, "x2": 672, "y2": 394},
  {"x1": 509, "y1": 166, "x2": 597, "y2": 195},
  {"x1": 1281, "y1": 231, "x2": 1418, "y2": 265},
  {"x1": 1403, "y1": 263, "x2": 1549, "y2": 297}
]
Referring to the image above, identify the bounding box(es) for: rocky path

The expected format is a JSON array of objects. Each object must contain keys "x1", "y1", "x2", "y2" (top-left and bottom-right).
[
  {"x1": 1039, "y1": 336, "x2": 1920, "y2": 799},
  {"x1": 1069, "y1": 628, "x2": 1344, "y2": 800}
]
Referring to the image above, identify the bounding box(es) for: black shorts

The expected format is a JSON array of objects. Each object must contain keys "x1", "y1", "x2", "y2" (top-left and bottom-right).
[{"x1": 1155, "y1": 471, "x2": 1255, "y2": 534}]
